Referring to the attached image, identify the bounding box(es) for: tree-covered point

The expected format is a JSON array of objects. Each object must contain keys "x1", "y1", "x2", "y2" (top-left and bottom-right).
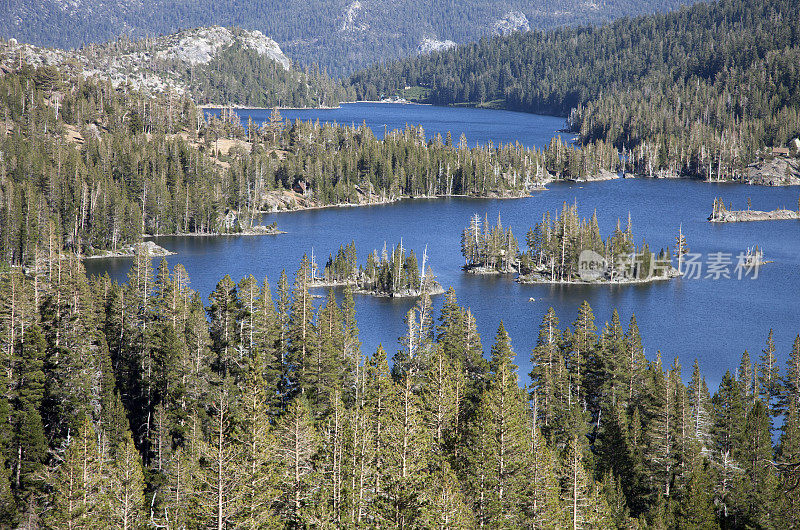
[
  {"x1": 520, "y1": 202, "x2": 675, "y2": 282},
  {"x1": 1, "y1": 248, "x2": 799, "y2": 526},
  {"x1": 350, "y1": 0, "x2": 800, "y2": 180}
]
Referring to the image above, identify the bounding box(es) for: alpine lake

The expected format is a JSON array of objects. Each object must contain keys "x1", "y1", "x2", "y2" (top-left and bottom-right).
[{"x1": 85, "y1": 103, "x2": 800, "y2": 390}]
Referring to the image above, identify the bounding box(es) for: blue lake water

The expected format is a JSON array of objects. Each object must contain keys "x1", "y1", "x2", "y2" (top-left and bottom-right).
[
  {"x1": 89, "y1": 105, "x2": 800, "y2": 391},
  {"x1": 205, "y1": 102, "x2": 572, "y2": 149}
]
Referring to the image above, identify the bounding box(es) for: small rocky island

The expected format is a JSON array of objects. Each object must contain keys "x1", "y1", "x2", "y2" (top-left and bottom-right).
[
  {"x1": 309, "y1": 241, "x2": 443, "y2": 298},
  {"x1": 708, "y1": 197, "x2": 800, "y2": 223},
  {"x1": 462, "y1": 204, "x2": 680, "y2": 284},
  {"x1": 461, "y1": 214, "x2": 519, "y2": 274}
]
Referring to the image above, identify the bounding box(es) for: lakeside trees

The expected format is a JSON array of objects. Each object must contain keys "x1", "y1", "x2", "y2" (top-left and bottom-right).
[
  {"x1": 0, "y1": 250, "x2": 798, "y2": 526},
  {"x1": 460, "y1": 213, "x2": 519, "y2": 273}
]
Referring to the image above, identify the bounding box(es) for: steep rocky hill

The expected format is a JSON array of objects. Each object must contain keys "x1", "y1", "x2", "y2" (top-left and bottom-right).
[{"x1": 0, "y1": 26, "x2": 352, "y2": 107}]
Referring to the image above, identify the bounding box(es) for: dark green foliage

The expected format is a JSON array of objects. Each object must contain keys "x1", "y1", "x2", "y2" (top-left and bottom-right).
[{"x1": 0, "y1": 64, "x2": 618, "y2": 267}]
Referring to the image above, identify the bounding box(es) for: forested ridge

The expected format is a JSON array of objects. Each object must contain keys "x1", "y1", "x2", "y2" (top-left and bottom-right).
[
  {"x1": 0, "y1": 0, "x2": 701, "y2": 77},
  {"x1": 350, "y1": 0, "x2": 800, "y2": 180},
  {"x1": 0, "y1": 247, "x2": 798, "y2": 527},
  {"x1": 0, "y1": 63, "x2": 619, "y2": 267}
]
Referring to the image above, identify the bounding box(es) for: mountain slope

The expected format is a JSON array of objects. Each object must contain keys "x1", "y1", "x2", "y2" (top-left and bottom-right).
[
  {"x1": 1, "y1": 0, "x2": 701, "y2": 76},
  {"x1": 350, "y1": 0, "x2": 800, "y2": 180},
  {"x1": 0, "y1": 26, "x2": 353, "y2": 107}
]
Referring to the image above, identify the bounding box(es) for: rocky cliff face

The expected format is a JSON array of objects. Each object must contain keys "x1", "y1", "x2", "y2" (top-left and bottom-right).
[
  {"x1": 744, "y1": 157, "x2": 800, "y2": 186},
  {"x1": 154, "y1": 26, "x2": 290, "y2": 69},
  {"x1": 492, "y1": 11, "x2": 530, "y2": 36},
  {"x1": 417, "y1": 38, "x2": 456, "y2": 55}
]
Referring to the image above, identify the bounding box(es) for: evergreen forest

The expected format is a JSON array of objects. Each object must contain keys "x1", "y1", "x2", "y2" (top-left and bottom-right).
[{"x1": 0, "y1": 247, "x2": 797, "y2": 527}]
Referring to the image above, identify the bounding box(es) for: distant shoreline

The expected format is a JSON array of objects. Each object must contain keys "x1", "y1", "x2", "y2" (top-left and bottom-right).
[{"x1": 197, "y1": 100, "x2": 435, "y2": 112}]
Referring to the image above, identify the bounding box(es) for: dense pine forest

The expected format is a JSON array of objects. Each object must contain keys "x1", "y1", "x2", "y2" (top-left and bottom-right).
[
  {"x1": 0, "y1": 246, "x2": 798, "y2": 527},
  {"x1": 0, "y1": 63, "x2": 619, "y2": 267},
  {"x1": 350, "y1": 0, "x2": 800, "y2": 180}
]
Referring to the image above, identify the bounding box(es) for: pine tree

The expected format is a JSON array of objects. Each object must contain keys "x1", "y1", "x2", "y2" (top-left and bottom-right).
[
  {"x1": 286, "y1": 256, "x2": 318, "y2": 398},
  {"x1": 314, "y1": 289, "x2": 346, "y2": 412},
  {"x1": 563, "y1": 433, "x2": 592, "y2": 530},
  {"x1": 199, "y1": 383, "x2": 242, "y2": 530},
  {"x1": 379, "y1": 373, "x2": 430, "y2": 527},
  {"x1": 208, "y1": 275, "x2": 240, "y2": 379},
  {"x1": 276, "y1": 396, "x2": 319, "y2": 525},
  {"x1": 687, "y1": 359, "x2": 712, "y2": 450},
  {"x1": 108, "y1": 431, "x2": 146, "y2": 530},
  {"x1": 675, "y1": 457, "x2": 719, "y2": 530},
  {"x1": 735, "y1": 399, "x2": 777, "y2": 528},
  {"x1": 759, "y1": 329, "x2": 780, "y2": 418},
  {"x1": 48, "y1": 416, "x2": 105, "y2": 528},
  {"x1": 236, "y1": 354, "x2": 282, "y2": 528},
  {"x1": 530, "y1": 307, "x2": 562, "y2": 434},
  {"x1": 711, "y1": 371, "x2": 746, "y2": 522},
  {"x1": 466, "y1": 322, "x2": 533, "y2": 527},
  {"x1": 530, "y1": 421, "x2": 563, "y2": 528},
  {"x1": 423, "y1": 458, "x2": 475, "y2": 529},
  {"x1": 570, "y1": 301, "x2": 597, "y2": 406}
]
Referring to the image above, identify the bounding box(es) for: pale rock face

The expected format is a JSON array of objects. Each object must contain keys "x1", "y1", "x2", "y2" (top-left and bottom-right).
[
  {"x1": 417, "y1": 38, "x2": 456, "y2": 55},
  {"x1": 492, "y1": 11, "x2": 530, "y2": 36},
  {"x1": 341, "y1": 0, "x2": 368, "y2": 32},
  {"x1": 155, "y1": 26, "x2": 290, "y2": 70}
]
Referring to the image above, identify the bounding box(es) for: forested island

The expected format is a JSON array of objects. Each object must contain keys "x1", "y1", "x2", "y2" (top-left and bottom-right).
[
  {"x1": 461, "y1": 205, "x2": 679, "y2": 283},
  {"x1": 0, "y1": 245, "x2": 798, "y2": 527},
  {"x1": 350, "y1": 0, "x2": 800, "y2": 184},
  {"x1": 311, "y1": 241, "x2": 443, "y2": 298},
  {"x1": 709, "y1": 197, "x2": 800, "y2": 223}
]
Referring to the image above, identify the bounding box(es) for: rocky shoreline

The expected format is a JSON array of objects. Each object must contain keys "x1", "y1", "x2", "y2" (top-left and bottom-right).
[
  {"x1": 743, "y1": 157, "x2": 800, "y2": 186},
  {"x1": 517, "y1": 267, "x2": 680, "y2": 285},
  {"x1": 309, "y1": 277, "x2": 445, "y2": 298},
  {"x1": 156, "y1": 225, "x2": 287, "y2": 236},
  {"x1": 463, "y1": 265, "x2": 515, "y2": 275},
  {"x1": 708, "y1": 208, "x2": 800, "y2": 223},
  {"x1": 565, "y1": 169, "x2": 619, "y2": 183},
  {"x1": 83, "y1": 241, "x2": 175, "y2": 260}
]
